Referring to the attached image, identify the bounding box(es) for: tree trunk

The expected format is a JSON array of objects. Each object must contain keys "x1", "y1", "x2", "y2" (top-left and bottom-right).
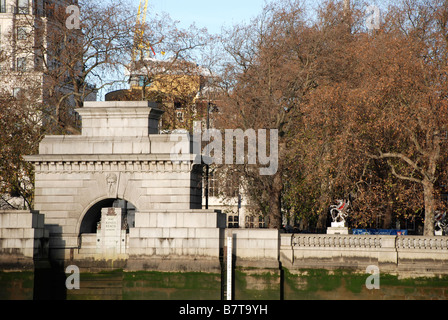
[
  {"x1": 382, "y1": 202, "x2": 393, "y2": 229},
  {"x1": 316, "y1": 209, "x2": 328, "y2": 233},
  {"x1": 268, "y1": 171, "x2": 283, "y2": 229},
  {"x1": 423, "y1": 180, "x2": 435, "y2": 236},
  {"x1": 316, "y1": 140, "x2": 331, "y2": 232}
]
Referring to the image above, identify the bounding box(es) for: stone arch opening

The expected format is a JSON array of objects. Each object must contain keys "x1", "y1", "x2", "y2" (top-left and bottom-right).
[{"x1": 79, "y1": 198, "x2": 136, "y2": 234}]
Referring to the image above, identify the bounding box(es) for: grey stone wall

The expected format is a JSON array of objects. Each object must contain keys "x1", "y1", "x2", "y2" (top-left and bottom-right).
[
  {"x1": 3, "y1": 207, "x2": 448, "y2": 278},
  {"x1": 280, "y1": 233, "x2": 448, "y2": 277},
  {"x1": 0, "y1": 210, "x2": 48, "y2": 271},
  {"x1": 226, "y1": 229, "x2": 280, "y2": 269},
  {"x1": 127, "y1": 209, "x2": 226, "y2": 272}
]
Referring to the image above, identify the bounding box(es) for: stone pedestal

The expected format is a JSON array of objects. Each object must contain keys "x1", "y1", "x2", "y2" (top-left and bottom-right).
[{"x1": 327, "y1": 222, "x2": 349, "y2": 234}]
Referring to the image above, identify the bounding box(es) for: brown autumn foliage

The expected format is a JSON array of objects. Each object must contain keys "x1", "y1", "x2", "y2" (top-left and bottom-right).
[
  {"x1": 0, "y1": 90, "x2": 43, "y2": 209},
  {"x1": 214, "y1": 0, "x2": 317, "y2": 229},
  {"x1": 216, "y1": 0, "x2": 448, "y2": 234},
  {"x1": 312, "y1": 0, "x2": 448, "y2": 236},
  {"x1": 1, "y1": 0, "x2": 447, "y2": 236}
]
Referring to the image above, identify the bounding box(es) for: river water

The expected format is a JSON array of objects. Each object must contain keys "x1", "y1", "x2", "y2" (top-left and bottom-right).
[{"x1": 1, "y1": 267, "x2": 448, "y2": 300}]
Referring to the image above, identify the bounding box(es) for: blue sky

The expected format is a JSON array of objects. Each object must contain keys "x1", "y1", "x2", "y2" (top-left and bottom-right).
[
  {"x1": 145, "y1": 0, "x2": 395, "y2": 35},
  {"x1": 147, "y1": 0, "x2": 269, "y2": 34}
]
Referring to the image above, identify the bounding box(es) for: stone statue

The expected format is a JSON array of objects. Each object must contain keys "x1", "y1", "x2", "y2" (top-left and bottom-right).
[
  {"x1": 330, "y1": 199, "x2": 350, "y2": 224},
  {"x1": 435, "y1": 211, "x2": 447, "y2": 235}
]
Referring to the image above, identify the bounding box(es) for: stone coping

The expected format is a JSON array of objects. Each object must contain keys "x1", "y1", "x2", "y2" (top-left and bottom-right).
[
  {"x1": 24, "y1": 153, "x2": 201, "y2": 162},
  {"x1": 82, "y1": 101, "x2": 161, "y2": 108}
]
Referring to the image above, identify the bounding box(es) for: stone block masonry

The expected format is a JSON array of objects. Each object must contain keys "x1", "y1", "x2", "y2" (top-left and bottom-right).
[
  {"x1": 18, "y1": 100, "x2": 229, "y2": 272},
  {"x1": 24, "y1": 101, "x2": 207, "y2": 264},
  {"x1": 226, "y1": 229, "x2": 280, "y2": 269},
  {"x1": 127, "y1": 209, "x2": 226, "y2": 272},
  {"x1": 0, "y1": 210, "x2": 49, "y2": 271},
  {"x1": 280, "y1": 233, "x2": 448, "y2": 277}
]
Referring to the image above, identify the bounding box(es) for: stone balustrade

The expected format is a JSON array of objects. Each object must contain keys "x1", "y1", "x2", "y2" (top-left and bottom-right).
[
  {"x1": 280, "y1": 233, "x2": 448, "y2": 276},
  {"x1": 396, "y1": 236, "x2": 448, "y2": 250},
  {"x1": 286, "y1": 233, "x2": 448, "y2": 251},
  {"x1": 291, "y1": 234, "x2": 384, "y2": 249}
]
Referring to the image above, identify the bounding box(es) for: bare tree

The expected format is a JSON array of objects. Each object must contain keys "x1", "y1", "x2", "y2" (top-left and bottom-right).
[
  {"x1": 1, "y1": 0, "x2": 137, "y2": 134},
  {"x1": 0, "y1": 0, "x2": 145, "y2": 206}
]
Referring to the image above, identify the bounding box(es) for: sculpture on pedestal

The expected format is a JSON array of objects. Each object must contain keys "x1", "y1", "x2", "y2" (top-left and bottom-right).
[
  {"x1": 330, "y1": 199, "x2": 350, "y2": 227},
  {"x1": 435, "y1": 211, "x2": 447, "y2": 236}
]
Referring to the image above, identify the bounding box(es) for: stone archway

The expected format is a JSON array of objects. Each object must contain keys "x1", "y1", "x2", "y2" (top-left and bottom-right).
[
  {"x1": 77, "y1": 198, "x2": 137, "y2": 258},
  {"x1": 79, "y1": 198, "x2": 136, "y2": 234}
]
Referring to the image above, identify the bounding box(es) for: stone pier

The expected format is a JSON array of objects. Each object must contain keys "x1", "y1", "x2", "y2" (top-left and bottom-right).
[{"x1": 23, "y1": 101, "x2": 225, "y2": 271}]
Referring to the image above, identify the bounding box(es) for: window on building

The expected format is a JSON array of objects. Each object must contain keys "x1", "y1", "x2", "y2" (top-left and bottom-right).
[
  {"x1": 17, "y1": 57, "x2": 26, "y2": 71},
  {"x1": 245, "y1": 216, "x2": 255, "y2": 228},
  {"x1": 227, "y1": 215, "x2": 239, "y2": 228},
  {"x1": 224, "y1": 178, "x2": 239, "y2": 198},
  {"x1": 0, "y1": 0, "x2": 6, "y2": 13},
  {"x1": 176, "y1": 111, "x2": 184, "y2": 122},
  {"x1": 205, "y1": 170, "x2": 240, "y2": 199},
  {"x1": 17, "y1": 0, "x2": 29, "y2": 14},
  {"x1": 258, "y1": 216, "x2": 266, "y2": 228},
  {"x1": 208, "y1": 171, "x2": 218, "y2": 197},
  {"x1": 228, "y1": 216, "x2": 233, "y2": 228},
  {"x1": 17, "y1": 27, "x2": 27, "y2": 40},
  {"x1": 233, "y1": 216, "x2": 239, "y2": 228},
  {"x1": 13, "y1": 87, "x2": 22, "y2": 98}
]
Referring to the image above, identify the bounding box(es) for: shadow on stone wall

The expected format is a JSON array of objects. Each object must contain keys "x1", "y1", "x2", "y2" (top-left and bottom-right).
[{"x1": 33, "y1": 224, "x2": 67, "y2": 300}]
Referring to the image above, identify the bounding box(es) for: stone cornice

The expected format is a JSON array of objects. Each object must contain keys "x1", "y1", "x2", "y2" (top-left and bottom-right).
[{"x1": 23, "y1": 154, "x2": 203, "y2": 173}]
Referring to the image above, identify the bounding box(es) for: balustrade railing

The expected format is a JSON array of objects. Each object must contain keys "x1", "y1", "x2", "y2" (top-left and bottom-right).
[
  {"x1": 396, "y1": 236, "x2": 448, "y2": 250},
  {"x1": 290, "y1": 234, "x2": 448, "y2": 251},
  {"x1": 292, "y1": 234, "x2": 383, "y2": 249}
]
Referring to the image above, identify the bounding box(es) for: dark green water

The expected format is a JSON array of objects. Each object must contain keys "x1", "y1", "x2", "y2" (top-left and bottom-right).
[{"x1": 2, "y1": 268, "x2": 448, "y2": 300}]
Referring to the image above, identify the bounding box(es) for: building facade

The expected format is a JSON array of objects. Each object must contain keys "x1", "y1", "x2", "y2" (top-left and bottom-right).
[
  {"x1": 0, "y1": 0, "x2": 96, "y2": 102},
  {"x1": 0, "y1": 0, "x2": 96, "y2": 210}
]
